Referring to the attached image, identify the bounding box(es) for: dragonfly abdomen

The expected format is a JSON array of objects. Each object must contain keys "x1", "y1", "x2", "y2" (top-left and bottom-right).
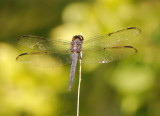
[{"x1": 69, "y1": 52, "x2": 79, "y2": 91}]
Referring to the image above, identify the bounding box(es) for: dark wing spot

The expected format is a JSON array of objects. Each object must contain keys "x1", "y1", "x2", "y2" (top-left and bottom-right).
[
  {"x1": 124, "y1": 46, "x2": 138, "y2": 53},
  {"x1": 19, "y1": 53, "x2": 28, "y2": 56},
  {"x1": 105, "y1": 46, "x2": 138, "y2": 54},
  {"x1": 16, "y1": 53, "x2": 28, "y2": 61},
  {"x1": 124, "y1": 46, "x2": 133, "y2": 48},
  {"x1": 16, "y1": 52, "x2": 48, "y2": 61},
  {"x1": 127, "y1": 27, "x2": 137, "y2": 29},
  {"x1": 127, "y1": 27, "x2": 141, "y2": 34},
  {"x1": 108, "y1": 27, "x2": 141, "y2": 36},
  {"x1": 108, "y1": 32, "x2": 114, "y2": 36}
]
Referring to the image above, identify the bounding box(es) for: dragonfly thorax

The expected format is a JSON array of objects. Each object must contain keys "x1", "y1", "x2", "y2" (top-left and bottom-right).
[{"x1": 70, "y1": 38, "x2": 83, "y2": 53}]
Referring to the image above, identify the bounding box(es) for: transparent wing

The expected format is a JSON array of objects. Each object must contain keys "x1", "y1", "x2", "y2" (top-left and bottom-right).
[
  {"x1": 83, "y1": 27, "x2": 141, "y2": 48},
  {"x1": 16, "y1": 51, "x2": 72, "y2": 67},
  {"x1": 17, "y1": 35, "x2": 72, "y2": 66},
  {"x1": 82, "y1": 27, "x2": 141, "y2": 63},
  {"x1": 18, "y1": 35, "x2": 71, "y2": 52},
  {"x1": 81, "y1": 46, "x2": 137, "y2": 63}
]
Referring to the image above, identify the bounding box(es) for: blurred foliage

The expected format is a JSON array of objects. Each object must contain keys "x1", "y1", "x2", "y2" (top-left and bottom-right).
[{"x1": 0, "y1": 0, "x2": 160, "y2": 116}]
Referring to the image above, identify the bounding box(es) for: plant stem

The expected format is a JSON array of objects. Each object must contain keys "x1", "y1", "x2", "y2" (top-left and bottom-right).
[{"x1": 77, "y1": 52, "x2": 82, "y2": 116}]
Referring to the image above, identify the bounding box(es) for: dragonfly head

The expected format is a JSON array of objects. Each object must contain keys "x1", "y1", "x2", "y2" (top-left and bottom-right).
[{"x1": 72, "y1": 35, "x2": 84, "y2": 41}]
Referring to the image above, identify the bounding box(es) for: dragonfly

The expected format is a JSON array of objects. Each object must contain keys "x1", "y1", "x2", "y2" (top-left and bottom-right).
[{"x1": 16, "y1": 27, "x2": 141, "y2": 91}]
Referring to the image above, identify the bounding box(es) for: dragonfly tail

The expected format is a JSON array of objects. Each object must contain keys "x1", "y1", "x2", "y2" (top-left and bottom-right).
[{"x1": 69, "y1": 53, "x2": 78, "y2": 91}]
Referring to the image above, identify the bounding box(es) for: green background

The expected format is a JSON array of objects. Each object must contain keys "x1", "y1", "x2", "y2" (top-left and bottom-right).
[{"x1": 0, "y1": 0, "x2": 160, "y2": 116}]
